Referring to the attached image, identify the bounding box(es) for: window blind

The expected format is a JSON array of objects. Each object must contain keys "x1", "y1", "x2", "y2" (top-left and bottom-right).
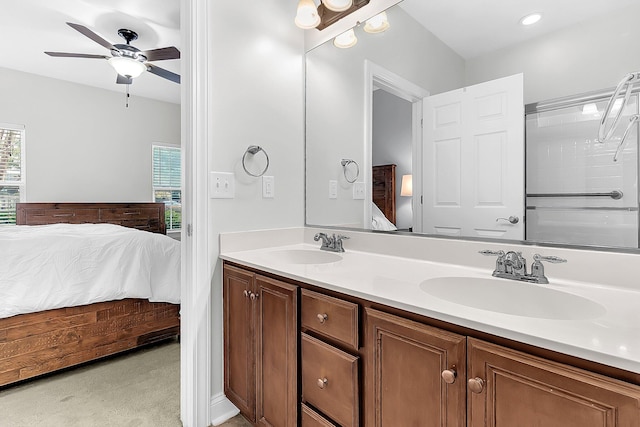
[
  {"x1": 0, "y1": 125, "x2": 24, "y2": 225},
  {"x1": 152, "y1": 145, "x2": 181, "y2": 231}
]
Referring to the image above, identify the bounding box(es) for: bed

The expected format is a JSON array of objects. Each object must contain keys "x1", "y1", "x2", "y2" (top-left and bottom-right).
[{"x1": 0, "y1": 202, "x2": 180, "y2": 387}]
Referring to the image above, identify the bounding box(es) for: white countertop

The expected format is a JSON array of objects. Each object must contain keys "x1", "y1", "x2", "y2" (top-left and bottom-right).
[{"x1": 219, "y1": 229, "x2": 640, "y2": 375}]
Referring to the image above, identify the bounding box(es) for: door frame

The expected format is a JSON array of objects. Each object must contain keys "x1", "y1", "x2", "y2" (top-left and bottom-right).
[{"x1": 364, "y1": 60, "x2": 429, "y2": 231}]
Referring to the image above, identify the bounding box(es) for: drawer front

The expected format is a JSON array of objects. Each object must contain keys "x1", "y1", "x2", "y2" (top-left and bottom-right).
[
  {"x1": 302, "y1": 403, "x2": 337, "y2": 427},
  {"x1": 301, "y1": 333, "x2": 359, "y2": 427},
  {"x1": 301, "y1": 289, "x2": 359, "y2": 350}
]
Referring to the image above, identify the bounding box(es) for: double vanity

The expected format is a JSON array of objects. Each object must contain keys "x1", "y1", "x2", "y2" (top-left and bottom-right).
[{"x1": 220, "y1": 227, "x2": 640, "y2": 426}]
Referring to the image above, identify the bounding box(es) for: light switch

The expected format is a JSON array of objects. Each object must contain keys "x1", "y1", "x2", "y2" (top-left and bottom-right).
[
  {"x1": 209, "y1": 172, "x2": 235, "y2": 199},
  {"x1": 353, "y1": 182, "x2": 365, "y2": 199},
  {"x1": 262, "y1": 176, "x2": 274, "y2": 198},
  {"x1": 329, "y1": 180, "x2": 338, "y2": 199}
]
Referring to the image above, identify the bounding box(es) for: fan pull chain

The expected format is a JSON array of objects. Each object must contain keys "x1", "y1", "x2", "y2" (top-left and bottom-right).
[{"x1": 125, "y1": 83, "x2": 130, "y2": 108}]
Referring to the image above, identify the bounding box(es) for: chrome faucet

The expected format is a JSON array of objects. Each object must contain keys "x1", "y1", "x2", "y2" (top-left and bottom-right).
[
  {"x1": 479, "y1": 250, "x2": 566, "y2": 284},
  {"x1": 314, "y1": 232, "x2": 349, "y2": 253}
]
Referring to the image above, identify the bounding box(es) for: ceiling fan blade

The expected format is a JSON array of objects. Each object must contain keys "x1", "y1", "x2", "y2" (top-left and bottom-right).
[
  {"x1": 142, "y1": 46, "x2": 180, "y2": 61},
  {"x1": 147, "y1": 64, "x2": 181, "y2": 84},
  {"x1": 45, "y1": 51, "x2": 109, "y2": 59},
  {"x1": 66, "y1": 22, "x2": 115, "y2": 51},
  {"x1": 116, "y1": 74, "x2": 133, "y2": 85}
]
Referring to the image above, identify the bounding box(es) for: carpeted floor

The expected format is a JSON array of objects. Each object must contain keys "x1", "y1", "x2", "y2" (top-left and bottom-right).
[{"x1": 0, "y1": 340, "x2": 181, "y2": 427}]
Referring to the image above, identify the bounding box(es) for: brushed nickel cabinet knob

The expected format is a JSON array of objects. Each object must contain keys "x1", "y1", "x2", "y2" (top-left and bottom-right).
[
  {"x1": 441, "y1": 369, "x2": 457, "y2": 384},
  {"x1": 317, "y1": 313, "x2": 328, "y2": 324},
  {"x1": 468, "y1": 377, "x2": 485, "y2": 394},
  {"x1": 243, "y1": 290, "x2": 249, "y2": 298},
  {"x1": 317, "y1": 377, "x2": 328, "y2": 389}
]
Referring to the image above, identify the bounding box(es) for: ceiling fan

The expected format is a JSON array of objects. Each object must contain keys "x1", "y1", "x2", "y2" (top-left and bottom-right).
[{"x1": 45, "y1": 22, "x2": 180, "y2": 85}]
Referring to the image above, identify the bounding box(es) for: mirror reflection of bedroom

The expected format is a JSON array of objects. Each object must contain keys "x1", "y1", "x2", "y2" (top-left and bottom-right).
[
  {"x1": 372, "y1": 87, "x2": 414, "y2": 232},
  {"x1": 0, "y1": 1, "x2": 182, "y2": 425}
]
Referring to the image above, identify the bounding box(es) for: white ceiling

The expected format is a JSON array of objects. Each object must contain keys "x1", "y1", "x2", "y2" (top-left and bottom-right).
[
  {"x1": 0, "y1": 0, "x2": 180, "y2": 104},
  {"x1": 399, "y1": 0, "x2": 640, "y2": 59}
]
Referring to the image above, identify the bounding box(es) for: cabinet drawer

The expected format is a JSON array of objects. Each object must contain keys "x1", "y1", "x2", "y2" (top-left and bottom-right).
[
  {"x1": 301, "y1": 289, "x2": 358, "y2": 350},
  {"x1": 301, "y1": 333, "x2": 359, "y2": 427},
  {"x1": 301, "y1": 404, "x2": 337, "y2": 427}
]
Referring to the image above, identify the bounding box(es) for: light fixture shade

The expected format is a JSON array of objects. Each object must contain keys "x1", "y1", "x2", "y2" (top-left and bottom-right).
[
  {"x1": 295, "y1": 0, "x2": 321, "y2": 29},
  {"x1": 333, "y1": 28, "x2": 357, "y2": 49},
  {"x1": 400, "y1": 174, "x2": 412, "y2": 197},
  {"x1": 108, "y1": 56, "x2": 146, "y2": 78},
  {"x1": 323, "y1": 0, "x2": 353, "y2": 12},
  {"x1": 364, "y1": 12, "x2": 390, "y2": 33}
]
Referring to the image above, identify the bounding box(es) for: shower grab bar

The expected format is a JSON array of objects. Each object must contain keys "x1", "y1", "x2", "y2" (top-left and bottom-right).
[
  {"x1": 597, "y1": 72, "x2": 640, "y2": 143},
  {"x1": 527, "y1": 190, "x2": 623, "y2": 200}
]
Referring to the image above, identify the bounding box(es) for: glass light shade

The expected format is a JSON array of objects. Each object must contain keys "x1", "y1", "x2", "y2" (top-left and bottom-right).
[
  {"x1": 333, "y1": 28, "x2": 357, "y2": 49},
  {"x1": 323, "y1": 0, "x2": 353, "y2": 12},
  {"x1": 400, "y1": 174, "x2": 412, "y2": 197},
  {"x1": 295, "y1": 0, "x2": 320, "y2": 29},
  {"x1": 364, "y1": 12, "x2": 390, "y2": 33},
  {"x1": 108, "y1": 56, "x2": 147, "y2": 78}
]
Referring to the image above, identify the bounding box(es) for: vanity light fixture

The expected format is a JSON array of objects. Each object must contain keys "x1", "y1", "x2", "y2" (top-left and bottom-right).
[
  {"x1": 295, "y1": 0, "x2": 321, "y2": 29},
  {"x1": 323, "y1": 0, "x2": 353, "y2": 12},
  {"x1": 334, "y1": 28, "x2": 358, "y2": 48},
  {"x1": 107, "y1": 56, "x2": 147, "y2": 79},
  {"x1": 520, "y1": 13, "x2": 542, "y2": 26},
  {"x1": 364, "y1": 11, "x2": 390, "y2": 33}
]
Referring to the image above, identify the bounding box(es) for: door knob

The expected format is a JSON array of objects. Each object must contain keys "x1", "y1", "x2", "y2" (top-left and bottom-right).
[
  {"x1": 468, "y1": 377, "x2": 485, "y2": 394},
  {"x1": 496, "y1": 216, "x2": 519, "y2": 224},
  {"x1": 441, "y1": 368, "x2": 457, "y2": 384}
]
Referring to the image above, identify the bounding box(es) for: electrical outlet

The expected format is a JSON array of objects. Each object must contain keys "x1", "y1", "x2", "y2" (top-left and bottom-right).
[
  {"x1": 353, "y1": 182, "x2": 365, "y2": 199},
  {"x1": 209, "y1": 172, "x2": 235, "y2": 199},
  {"x1": 329, "y1": 180, "x2": 338, "y2": 199},
  {"x1": 262, "y1": 176, "x2": 274, "y2": 198}
]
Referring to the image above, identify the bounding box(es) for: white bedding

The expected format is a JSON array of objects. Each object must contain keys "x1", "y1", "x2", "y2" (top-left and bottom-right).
[{"x1": 0, "y1": 223, "x2": 181, "y2": 319}]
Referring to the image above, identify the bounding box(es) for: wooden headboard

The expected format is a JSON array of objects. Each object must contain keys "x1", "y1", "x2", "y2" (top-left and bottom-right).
[
  {"x1": 372, "y1": 164, "x2": 396, "y2": 225},
  {"x1": 16, "y1": 202, "x2": 166, "y2": 234}
]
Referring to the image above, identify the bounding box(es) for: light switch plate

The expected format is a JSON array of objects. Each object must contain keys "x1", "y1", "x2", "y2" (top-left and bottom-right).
[
  {"x1": 262, "y1": 176, "x2": 274, "y2": 198},
  {"x1": 209, "y1": 172, "x2": 235, "y2": 199},
  {"x1": 329, "y1": 180, "x2": 338, "y2": 199},
  {"x1": 353, "y1": 182, "x2": 365, "y2": 199}
]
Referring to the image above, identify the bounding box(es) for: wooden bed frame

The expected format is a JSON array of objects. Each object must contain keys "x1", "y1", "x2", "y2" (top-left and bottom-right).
[{"x1": 1, "y1": 203, "x2": 180, "y2": 387}]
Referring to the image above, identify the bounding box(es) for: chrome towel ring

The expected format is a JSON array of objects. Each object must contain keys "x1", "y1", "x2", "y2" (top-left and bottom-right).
[
  {"x1": 341, "y1": 159, "x2": 359, "y2": 183},
  {"x1": 242, "y1": 145, "x2": 270, "y2": 177}
]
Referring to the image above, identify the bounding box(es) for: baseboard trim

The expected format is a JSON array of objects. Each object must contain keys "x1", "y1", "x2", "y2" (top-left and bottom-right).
[{"x1": 210, "y1": 392, "x2": 240, "y2": 426}]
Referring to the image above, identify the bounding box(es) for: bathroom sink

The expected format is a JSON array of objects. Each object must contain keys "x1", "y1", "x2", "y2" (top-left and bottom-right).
[
  {"x1": 266, "y1": 249, "x2": 342, "y2": 265},
  {"x1": 419, "y1": 277, "x2": 606, "y2": 320}
]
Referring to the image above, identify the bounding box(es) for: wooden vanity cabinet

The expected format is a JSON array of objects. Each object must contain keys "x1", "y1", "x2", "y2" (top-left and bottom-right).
[
  {"x1": 223, "y1": 264, "x2": 298, "y2": 426},
  {"x1": 364, "y1": 308, "x2": 467, "y2": 427},
  {"x1": 467, "y1": 338, "x2": 640, "y2": 427}
]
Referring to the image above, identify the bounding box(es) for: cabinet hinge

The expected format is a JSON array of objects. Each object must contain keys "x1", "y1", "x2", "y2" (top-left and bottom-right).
[{"x1": 187, "y1": 224, "x2": 193, "y2": 237}]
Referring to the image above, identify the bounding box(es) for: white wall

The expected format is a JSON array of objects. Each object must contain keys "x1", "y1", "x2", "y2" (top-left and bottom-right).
[
  {"x1": 306, "y1": 5, "x2": 464, "y2": 228},
  {"x1": 207, "y1": 0, "x2": 305, "y2": 416},
  {"x1": 465, "y1": 4, "x2": 640, "y2": 105},
  {"x1": 0, "y1": 67, "x2": 180, "y2": 202},
  {"x1": 372, "y1": 89, "x2": 412, "y2": 229}
]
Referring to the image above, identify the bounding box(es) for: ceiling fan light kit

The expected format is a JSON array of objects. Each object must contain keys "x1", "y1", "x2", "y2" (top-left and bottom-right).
[{"x1": 45, "y1": 22, "x2": 181, "y2": 87}]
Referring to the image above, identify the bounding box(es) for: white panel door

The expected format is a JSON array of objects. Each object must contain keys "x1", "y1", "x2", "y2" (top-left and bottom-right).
[{"x1": 423, "y1": 74, "x2": 524, "y2": 240}]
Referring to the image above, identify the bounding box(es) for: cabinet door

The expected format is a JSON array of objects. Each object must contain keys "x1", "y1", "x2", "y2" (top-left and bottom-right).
[
  {"x1": 223, "y1": 265, "x2": 256, "y2": 422},
  {"x1": 255, "y1": 275, "x2": 298, "y2": 427},
  {"x1": 365, "y1": 308, "x2": 466, "y2": 427},
  {"x1": 467, "y1": 338, "x2": 640, "y2": 427}
]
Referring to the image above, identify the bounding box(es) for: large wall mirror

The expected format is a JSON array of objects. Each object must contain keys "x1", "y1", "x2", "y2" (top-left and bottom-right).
[{"x1": 305, "y1": 0, "x2": 640, "y2": 251}]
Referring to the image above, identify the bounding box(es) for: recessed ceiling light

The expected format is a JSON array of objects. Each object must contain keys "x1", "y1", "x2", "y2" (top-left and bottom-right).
[{"x1": 520, "y1": 13, "x2": 542, "y2": 26}]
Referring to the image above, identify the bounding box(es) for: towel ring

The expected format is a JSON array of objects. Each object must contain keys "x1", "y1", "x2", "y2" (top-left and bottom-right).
[
  {"x1": 341, "y1": 159, "x2": 359, "y2": 183},
  {"x1": 242, "y1": 145, "x2": 270, "y2": 177}
]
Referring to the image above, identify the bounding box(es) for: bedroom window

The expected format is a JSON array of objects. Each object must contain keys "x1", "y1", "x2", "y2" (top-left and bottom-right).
[
  {"x1": 152, "y1": 144, "x2": 181, "y2": 231},
  {"x1": 0, "y1": 124, "x2": 25, "y2": 225}
]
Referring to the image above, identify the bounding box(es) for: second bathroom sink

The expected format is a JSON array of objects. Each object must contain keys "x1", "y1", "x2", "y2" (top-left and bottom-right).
[{"x1": 419, "y1": 276, "x2": 606, "y2": 320}]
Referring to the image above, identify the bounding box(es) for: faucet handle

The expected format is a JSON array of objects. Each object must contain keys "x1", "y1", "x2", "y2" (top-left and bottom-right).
[
  {"x1": 533, "y1": 254, "x2": 567, "y2": 264},
  {"x1": 479, "y1": 250, "x2": 505, "y2": 257},
  {"x1": 334, "y1": 235, "x2": 349, "y2": 252}
]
